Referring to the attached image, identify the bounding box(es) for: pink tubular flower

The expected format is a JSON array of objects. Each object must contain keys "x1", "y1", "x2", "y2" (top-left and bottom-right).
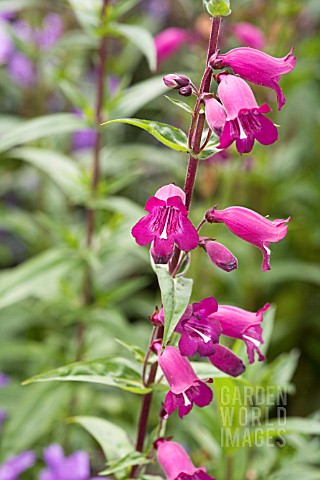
[
  {"x1": 210, "y1": 304, "x2": 270, "y2": 364},
  {"x1": 132, "y1": 184, "x2": 199, "y2": 264},
  {"x1": 215, "y1": 75, "x2": 278, "y2": 155},
  {"x1": 175, "y1": 297, "x2": 221, "y2": 357},
  {"x1": 156, "y1": 439, "x2": 216, "y2": 480},
  {"x1": 205, "y1": 206, "x2": 290, "y2": 271},
  {"x1": 211, "y1": 47, "x2": 296, "y2": 110},
  {"x1": 154, "y1": 344, "x2": 213, "y2": 418},
  {"x1": 199, "y1": 238, "x2": 238, "y2": 272},
  {"x1": 155, "y1": 28, "x2": 191, "y2": 66},
  {"x1": 233, "y1": 23, "x2": 265, "y2": 50},
  {"x1": 203, "y1": 96, "x2": 227, "y2": 136}
]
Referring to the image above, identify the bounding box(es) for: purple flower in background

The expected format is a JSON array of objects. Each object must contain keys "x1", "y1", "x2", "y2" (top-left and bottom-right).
[
  {"x1": 35, "y1": 13, "x2": 63, "y2": 50},
  {"x1": 215, "y1": 75, "x2": 278, "y2": 154},
  {"x1": 209, "y1": 344, "x2": 245, "y2": 377},
  {"x1": 210, "y1": 304, "x2": 270, "y2": 364},
  {"x1": 205, "y1": 206, "x2": 290, "y2": 271},
  {"x1": 155, "y1": 28, "x2": 191, "y2": 66},
  {"x1": 156, "y1": 438, "x2": 216, "y2": 480},
  {"x1": 132, "y1": 184, "x2": 199, "y2": 264},
  {"x1": 176, "y1": 297, "x2": 220, "y2": 357},
  {"x1": 233, "y1": 23, "x2": 265, "y2": 49},
  {"x1": 39, "y1": 444, "x2": 100, "y2": 480},
  {"x1": 211, "y1": 47, "x2": 296, "y2": 110},
  {"x1": 0, "y1": 373, "x2": 9, "y2": 387},
  {"x1": 0, "y1": 451, "x2": 35, "y2": 480},
  {"x1": 199, "y1": 238, "x2": 238, "y2": 272},
  {"x1": 7, "y1": 52, "x2": 36, "y2": 87},
  {"x1": 0, "y1": 23, "x2": 13, "y2": 64},
  {"x1": 154, "y1": 344, "x2": 213, "y2": 418}
]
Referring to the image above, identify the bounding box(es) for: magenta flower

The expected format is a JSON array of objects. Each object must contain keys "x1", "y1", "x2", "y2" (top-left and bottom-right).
[
  {"x1": 233, "y1": 23, "x2": 265, "y2": 50},
  {"x1": 209, "y1": 344, "x2": 245, "y2": 377},
  {"x1": 155, "y1": 28, "x2": 191, "y2": 66},
  {"x1": 154, "y1": 344, "x2": 213, "y2": 418},
  {"x1": 205, "y1": 206, "x2": 290, "y2": 271},
  {"x1": 0, "y1": 451, "x2": 35, "y2": 480},
  {"x1": 156, "y1": 438, "x2": 216, "y2": 480},
  {"x1": 176, "y1": 297, "x2": 220, "y2": 357},
  {"x1": 199, "y1": 238, "x2": 238, "y2": 272},
  {"x1": 211, "y1": 47, "x2": 296, "y2": 110},
  {"x1": 203, "y1": 96, "x2": 227, "y2": 136},
  {"x1": 210, "y1": 304, "x2": 270, "y2": 364},
  {"x1": 132, "y1": 184, "x2": 199, "y2": 264},
  {"x1": 214, "y1": 75, "x2": 278, "y2": 154}
]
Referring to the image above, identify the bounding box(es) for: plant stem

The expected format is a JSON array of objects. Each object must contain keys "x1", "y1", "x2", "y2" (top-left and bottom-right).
[
  {"x1": 131, "y1": 16, "x2": 222, "y2": 477},
  {"x1": 169, "y1": 16, "x2": 221, "y2": 275},
  {"x1": 77, "y1": 0, "x2": 109, "y2": 360}
]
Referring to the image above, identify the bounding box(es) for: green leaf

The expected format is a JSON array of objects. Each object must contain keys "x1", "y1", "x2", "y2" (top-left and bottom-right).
[
  {"x1": 196, "y1": 133, "x2": 220, "y2": 160},
  {"x1": 23, "y1": 357, "x2": 152, "y2": 394},
  {"x1": 67, "y1": 0, "x2": 100, "y2": 32},
  {"x1": 9, "y1": 147, "x2": 86, "y2": 201},
  {"x1": 110, "y1": 0, "x2": 142, "y2": 19},
  {"x1": 0, "y1": 249, "x2": 80, "y2": 311},
  {"x1": 100, "y1": 451, "x2": 150, "y2": 476},
  {"x1": 0, "y1": 114, "x2": 86, "y2": 154},
  {"x1": 70, "y1": 416, "x2": 133, "y2": 461},
  {"x1": 154, "y1": 265, "x2": 193, "y2": 347},
  {"x1": 103, "y1": 118, "x2": 189, "y2": 152},
  {"x1": 109, "y1": 23, "x2": 156, "y2": 71},
  {"x1": 111, "y1": 76, "x2": 168, "y2": 118},
  {"x1": 164, "y1": 95, "x2": 194, "y2": 115}
]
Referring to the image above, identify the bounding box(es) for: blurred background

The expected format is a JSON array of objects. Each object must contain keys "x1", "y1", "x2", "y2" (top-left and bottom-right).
[{"x1": 0, "y1": 0, "x2": 319, "y2": 478}]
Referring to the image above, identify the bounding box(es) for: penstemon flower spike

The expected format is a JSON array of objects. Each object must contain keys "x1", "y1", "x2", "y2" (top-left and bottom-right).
[{"x1": 129, "y1": 3, "x2": 295, "y2": 477}]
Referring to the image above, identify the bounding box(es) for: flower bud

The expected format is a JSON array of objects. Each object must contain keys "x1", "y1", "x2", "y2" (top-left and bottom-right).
[
  {"x1": 163, "y1": 73, "x2": 190, "y2": 89},
  {"x1": 179, "y1": 85, "x2": 193, "y2": 96},
  {"x1": 203, "y1": 0, "x2": 231, "y2": 17},
  {"x1": 200, "y1": 238, "x2": 238, "y2": 272}
]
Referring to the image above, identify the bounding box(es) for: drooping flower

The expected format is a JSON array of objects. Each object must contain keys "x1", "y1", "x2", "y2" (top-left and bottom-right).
[
  {"x1": 233, "y1": 23, "x2": 265, "y2": 50},
  {"x1": 156, "y1": 438, "x2": 216, "y2": 480},
  {"x1": 199, "y1": 238, "x2": 238, "y2": 272},
  {"x1": 211, "y1": 47, "x2": 296, "y2": 110},
  {"x1": 209, "y1": 344, "x2": 245, "y2": 376},
  {"x1": 132, "y1": 184, "x2": 199, "y2": 264},
  {"x1": 175, "y1": 297, "x2": 221, "y2": 357},
  {"x1": 155, "y1": 28, "x2": 191, "y2": 66},
  {"x1": 205, "y1": 206, "x2": 290, "y2": 271},
  {"x1": 154, "y1": 344, "x2": 213, "y2": 418},
  {"x1": 215, "y1": 74, "x2": 278, "y2": 154},
  {"x1": 39, "y1": 444, "x2": 101, "y2": 480},
  {"x1": 210, "y1": 304, "x2": 270, "y2": 364},
  {"x1": 0, "y1": 451, "x2": 35, "y2": 480}
]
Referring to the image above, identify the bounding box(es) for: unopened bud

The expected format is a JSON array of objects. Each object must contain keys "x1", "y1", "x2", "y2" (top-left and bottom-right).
[
  {"x1": 179, "y1": 85, "x2": 192, "y2": 96},
  {"x1": 163, "y1": 73, "x2": 190, "y2": 89},
  {"x1": 201, "y1": 238, "x2": 238, "y2": 272},
  {"x1": 203, "y1": 0, "x2": 231, "y2": 17},
  {"x1": 150, "y1": 306, "x2": 164, "y2": 326}
]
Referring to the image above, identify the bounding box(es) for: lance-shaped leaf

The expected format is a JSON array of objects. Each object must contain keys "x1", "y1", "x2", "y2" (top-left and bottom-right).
[
  {"x1": 0, "y1": 114, "x2": 86, "y2": 154},
  {"x1": 23, "y1": 357, "x2": 152, "y2": 394},
  {"x1": 103, "y1": 118, "x2": 189, "y2": 152},
  {"x1": 154, "y1": 265, "x2": 193, "y2": 347},
  {"x1": 100, "y1": 451, "x2": 150, "y2": 476},
  {"x1": 70, "y1": 416, "x2": 134, "y2": 461},
  {"x1": 164, "y1": 95, "x2": 194, "y2": 115},
  {"x1": 109, "y1": 23, "x2": 157, "y2": 71}
]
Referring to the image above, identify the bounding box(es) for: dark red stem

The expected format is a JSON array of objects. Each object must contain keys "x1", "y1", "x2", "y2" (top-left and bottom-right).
[{"x1": 78, "y1": 0, "x2": 109, "y2": 358}]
